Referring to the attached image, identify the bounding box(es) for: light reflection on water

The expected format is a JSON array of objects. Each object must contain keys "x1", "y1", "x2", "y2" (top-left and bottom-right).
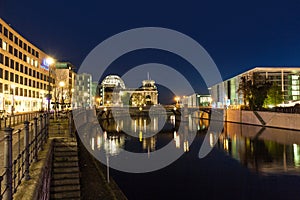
[{"x1": 84, "y1": 115, "x2": 300, "y2": 175}]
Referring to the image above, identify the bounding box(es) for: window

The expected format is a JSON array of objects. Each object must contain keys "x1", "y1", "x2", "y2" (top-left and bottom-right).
[
  {"x1": 37, "y1": 72, "x2": 39, "y2": 79},
  {"x1": 4, "y1": 27, "x2": 8, "y2": 37},
  {"x1": 0, "y1": 38, "x2": 2, "y2": 48},
  {"x1": 15, "y1": 62, "x2": 19, "y2": 71},
  {"x1": 9, "y1": 32, "x2": 13, "y2": 41},
  {"x1": 0, "y1": 53, "x2": 3, "y2": 64},
  {"x1": 15, "y1": 87, "x2": 19, "y2": 96},
  {"x1": 4, "y1": 70, "x2": 9, "y2": 80},
  {"x1": 32, "y1": 49, "x2": 35, "y2": 56},
  {"x1": 0, "y1": 67, "x2": 2, "y2": 78},
  {"x1": 10, "y1": 59, "x2": 14, "y2": 69},
  {"x1": 28, "y1": 90, "x2": 31, "y2": 97},
  {"x1": 14, "y1": 36, "x2": 18, "y2": 45},
  {"x1": 4, "y1": 84, "x2": 8, "y2": 92},
  {"x1": 33, "y1": 80, "x2": 35, "y2": 87},
  {"x1": 26, "y1": 56, "x2": 30, "y2": 64},
  {"x1": 24, "y1": 89, "x2": 27, "y2": 97},
  {"x1": 4, "y1": 56, "x2": 9, "y2": 67},
  {"x1": 23, "y1": 54, "x2": 27, "y2": 62},
  {"x1": 20, "y1": 88, "x2": 23, "y2": 96},
  {"x1": 28, "y1": 79, "x2": 31, "y2": 87},
  {"x1": 19, "y1": 51, "x2": 23, "y2": 60},
  {"x1": 8, "y1": 45, "x2": 13, "y2": 54},
  {"x1": 10, "y1": 72, "x2": 14, "y2": 82},
  {"x1": 0, "y1": 23, "x2": 2, "y2": 33},
  {"x1": 23, "y1": 43, "x2": 27, "y2": 51},
  {"x1": 19, "y1": 40, "x2": 23, "y2": 48},
  {"x1": 15, "y1": 74, "x2": 19, "y2": 83},
  {"x1": 0, "y1": 83, "x2": 2, "y2": 93},
  {"x1": 28, "y1": 46, "x2": 31, "y2": 53},
  {"x1": 36, "y1": 81, "x2": 39, "y2": 89},
  {"x1": 20, "y1": 64, "x2": 23, "y2": 73},
  {"x1": 20, "y1": 76, "x2": 23, "y2": 84},
  {"x1": 24, "y1": 77, "x2": 27, "y2": 85},
  {"x1": 14, "y1": 48, "x2": 18, "y2": 57},
  {"x1": 2, "y1": 41, "x2": 7, "y2": 50},
  {"x1": 36, "y1": 51, "x2": 39, "y2": 58},
  {"x1": 33, "y1": 70, "x2": 36, "y2": 77},
  {"x1": 29, "y1": 68, "x2": 32, "y2": 76},
  {"x1": 25, "y1": 66, "x2": 28, "y2": 74}
]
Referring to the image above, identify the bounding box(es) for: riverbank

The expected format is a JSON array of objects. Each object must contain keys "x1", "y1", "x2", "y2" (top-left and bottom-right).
[{"x1": 77, "y1": 137, "x2": 128, "y2": 200}]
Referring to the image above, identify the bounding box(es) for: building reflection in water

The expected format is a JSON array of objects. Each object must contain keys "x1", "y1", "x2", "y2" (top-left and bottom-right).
[{"x1": 216, "y1": 122, "x2": 300, "y2": 175}]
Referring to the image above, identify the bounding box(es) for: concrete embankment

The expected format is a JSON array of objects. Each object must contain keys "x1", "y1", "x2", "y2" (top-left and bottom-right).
[{"x1": 215, "y1": 109, "x2": 300, "y2": 131}]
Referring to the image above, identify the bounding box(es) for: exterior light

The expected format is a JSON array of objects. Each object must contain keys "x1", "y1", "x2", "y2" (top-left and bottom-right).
[
  {"x1": 59, "y1": 81, "x2": 65, "y2": 87},
  {"x1": 46, "y1": 57, "x2": 54, "y2": 65}
]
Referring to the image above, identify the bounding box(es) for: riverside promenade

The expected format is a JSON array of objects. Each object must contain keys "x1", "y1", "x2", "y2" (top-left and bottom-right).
[{"x1": 0, "y1": 112, "x2": 127, "y2": 200}]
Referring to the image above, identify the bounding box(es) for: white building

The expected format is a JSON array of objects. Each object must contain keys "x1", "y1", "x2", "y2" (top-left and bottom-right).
[{"x1": 74, "y1": 73, "x2": 92, "y2": 108}]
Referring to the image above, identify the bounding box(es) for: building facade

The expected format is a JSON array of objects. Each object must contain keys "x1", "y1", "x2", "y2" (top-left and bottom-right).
[
  {"x1": 73, "y1": 73, "x2": 92, "y2": 108},
  {"x1": 210, "y1": 67, "x2": 300, "y2": 108},
  {"x1": 0, "y1": 18, "x2": 55, "y2": 113},
  {"x1": 54, "y1": 62, "x2": 76, "y2": 110},
  {"x1": 98, "y1": 75, "x2": 158, "y2": 106},
  {"x1": 181, "y1": 94, "x2": 212, "y2": 107}
]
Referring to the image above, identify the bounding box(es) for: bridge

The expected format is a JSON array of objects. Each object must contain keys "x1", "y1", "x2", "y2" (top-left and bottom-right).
[{"x1": 96, "y1": 105, "x2": 212, "y2": 120}]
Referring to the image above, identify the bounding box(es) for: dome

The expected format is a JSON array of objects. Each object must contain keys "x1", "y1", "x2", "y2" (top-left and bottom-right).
[{"x1": 101, "y1": 75, "x2": 126, "y2": 89}]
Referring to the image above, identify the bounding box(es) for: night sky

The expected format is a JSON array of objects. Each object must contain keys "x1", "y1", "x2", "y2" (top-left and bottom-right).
[{"x1": 2, "y1": 0, "x2": 300, "y2": 97}]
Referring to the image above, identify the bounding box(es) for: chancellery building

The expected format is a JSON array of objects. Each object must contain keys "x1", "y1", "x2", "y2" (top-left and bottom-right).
[{"x1": 0, "y1": 18, "x2": 56, "y2": 113}]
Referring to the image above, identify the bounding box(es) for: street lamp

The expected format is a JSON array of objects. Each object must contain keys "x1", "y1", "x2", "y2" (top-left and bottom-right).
[{"x1": 59, "y1": 81, "x2": 65, "y2": 111}]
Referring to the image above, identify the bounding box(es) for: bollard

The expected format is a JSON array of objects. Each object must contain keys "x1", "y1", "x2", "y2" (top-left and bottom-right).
[
  {"x1": 24, "y1": 121, "x2": 30, "y2": 180},
  {"x1": 33, "y1": 117, "x2": 38, "y2": 162},
  {"x1": 40, "y1": 115, "x2": 44, "y2": 150},
  {"x1": 4, "y1": 127, "x2": 13, "y2": 200}
]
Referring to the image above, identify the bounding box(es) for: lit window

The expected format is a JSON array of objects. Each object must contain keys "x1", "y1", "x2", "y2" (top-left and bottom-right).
[
  {"x1": 2, "y1": 41, "x2": 7, "y2": 50},
  {"x1": 26, "y1": 56, "x2": 30, "y2": 64}
]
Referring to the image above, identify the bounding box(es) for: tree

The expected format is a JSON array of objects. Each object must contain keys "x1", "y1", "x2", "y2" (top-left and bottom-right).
[
  {"x1": 264, "y1": 83, "x2": 283, "y2": 107},
  {"x1": 237, "y1": 74, "x2": 271, "y2": 110}
]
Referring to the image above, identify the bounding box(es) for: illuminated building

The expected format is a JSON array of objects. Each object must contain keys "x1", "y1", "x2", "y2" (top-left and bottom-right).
[
  {"x1": 181, "y1": 94, "x2": 212, "y2": 107},
  {"x1": 73, "y1": 73, "x2": 92, "y2": 108},
  {"x1": 0, "y1": 18, "x2": 55, "y2": 113},
  {"x1": 54, "y1": 62, "x2": 76, "y2": 110},
  {"x1": 98, "y1": 75, "x2": 158, "y2": 106},
  {"x1": 210, "y1": 67, "x2": 300, "y2": 107}
]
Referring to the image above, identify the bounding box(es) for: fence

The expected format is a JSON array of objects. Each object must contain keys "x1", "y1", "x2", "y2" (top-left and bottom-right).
[
  {"x1": 0, "y1": 112, "x2": 40, "y2": 130},
  {"x1": 0, "y1": 113, "x2": 49, "y2": 200}
]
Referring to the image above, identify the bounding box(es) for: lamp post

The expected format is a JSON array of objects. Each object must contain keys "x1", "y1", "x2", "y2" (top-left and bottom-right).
[{"x1": 59, "y1": 81, "x2": 65, "y2": 112}]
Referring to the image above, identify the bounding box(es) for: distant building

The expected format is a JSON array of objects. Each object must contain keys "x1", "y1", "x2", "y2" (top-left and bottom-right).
[
  {"x1": 181, "y1": 94, "x2": 212, "y2": 107},
  {"x1": 54, "y1": 62, "x2": 76, "y2": 110},
  {"x1": 210, "y1": 67, "x2": 300, "y2": 107},
  {"x1": 98, "y1": 75, "x2": 158, "y2": 106},
  {"x1": 74, "y1": 73, "x2": 92, "y2": 108}
]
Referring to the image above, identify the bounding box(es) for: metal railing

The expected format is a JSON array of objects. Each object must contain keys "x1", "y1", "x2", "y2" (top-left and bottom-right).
[
  {"x1": 0, "y1": 114, "x2": 49, "y2": 200},
  {"x1": 0, "y1": 112, "x2": 40, "y2": 130}
]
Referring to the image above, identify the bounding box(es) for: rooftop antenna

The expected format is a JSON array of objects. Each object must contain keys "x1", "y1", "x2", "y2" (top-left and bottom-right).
[{"x1": 147, "y1": 72, "x2": 150, "y2": 80}]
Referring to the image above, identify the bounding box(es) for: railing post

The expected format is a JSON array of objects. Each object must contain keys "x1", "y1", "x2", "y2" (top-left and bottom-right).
[
  {"x1": 33, "y1": 117, "x2": 38, "y2": 162},
  {"x1": 69, "y1": 112, "x2": 73, "y2": 137},
  {"x1": 4, "y1": 127, "x2": 13, "y2": 200},
  {"x1": 24, "y1": 121, "x2": 30, "y2": 181},
  {"x1": 40, "y1": 115, "x2": 44, "y2": 150},
  {"x1": 43, "y1": 114, "x2": 47, "y2": 143}
]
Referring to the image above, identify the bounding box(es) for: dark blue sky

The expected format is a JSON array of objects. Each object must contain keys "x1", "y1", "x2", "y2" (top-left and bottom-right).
[{"x1": 2, "y1": 0, "x2": 300, "y2": 94}]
